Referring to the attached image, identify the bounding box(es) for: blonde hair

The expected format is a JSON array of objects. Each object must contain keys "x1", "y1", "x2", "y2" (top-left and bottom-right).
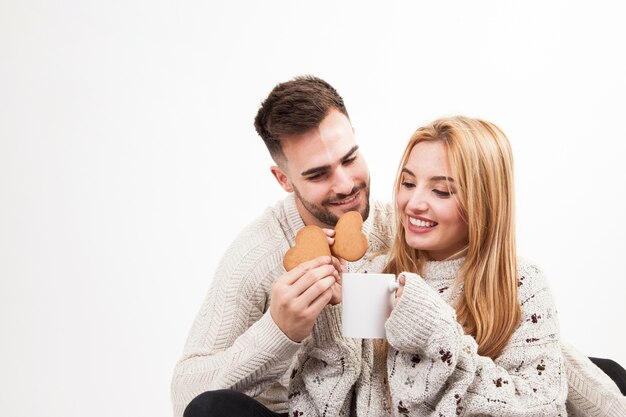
[{"x1": 383, "y1": 116, "x2": 521, "y2": 359}]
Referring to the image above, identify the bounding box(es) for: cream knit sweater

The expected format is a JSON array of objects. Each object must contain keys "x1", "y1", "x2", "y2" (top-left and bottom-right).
[
  {"x1": 289, "y1": 256, "x2": 570, "y2": 416},
  {"x1": 562, "y1": 340, "x2": 626, "y2": 416},
  {"x1": 170, "y1": 194, "x2": 394, "y2": 416}
]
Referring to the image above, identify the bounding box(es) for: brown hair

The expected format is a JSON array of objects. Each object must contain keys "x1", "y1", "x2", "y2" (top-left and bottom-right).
[
  {"x1": 384, "y1": 116, "x2": 521, "y2": 359},
  {"x1": 254, "y1": 75, "x2": 349, "y2": 163}
]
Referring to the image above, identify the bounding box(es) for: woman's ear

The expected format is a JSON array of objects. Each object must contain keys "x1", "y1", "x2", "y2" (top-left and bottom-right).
[{"x1": 270, "y1": 165, "x2": 294, "y2": 193}]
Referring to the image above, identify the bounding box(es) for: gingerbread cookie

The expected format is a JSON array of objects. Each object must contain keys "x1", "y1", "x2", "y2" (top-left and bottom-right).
[
  {"x1": 330, "y1": 211, "x2": 368, "y2": 261},
  {"x1": 283, "y1": 225, "x2": 331, "y2": 271}
]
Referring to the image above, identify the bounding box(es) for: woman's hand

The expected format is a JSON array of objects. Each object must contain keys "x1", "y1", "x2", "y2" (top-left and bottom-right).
[{"x1": 393, "y1": 274, "x2": 406, "y2": 308}]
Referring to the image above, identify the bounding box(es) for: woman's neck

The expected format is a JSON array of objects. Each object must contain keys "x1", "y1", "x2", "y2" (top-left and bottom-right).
[{"x1": 426, "y1": 245, "x2": 469, "y2": 262}]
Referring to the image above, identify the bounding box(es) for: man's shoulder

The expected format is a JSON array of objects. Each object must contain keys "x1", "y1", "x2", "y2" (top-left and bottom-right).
[
  {"x1": 371, "y1": 199, "x2": 393, "y2": 214},
  {"x1": 367, "y1": 199, "x2": 394, "y2": 248},
  {"x1": 225, "y1": 197, "x2": 295, "y2": 253},
  {"x1": 187, "y1": 200, "x2": 295, "y2": 325}
]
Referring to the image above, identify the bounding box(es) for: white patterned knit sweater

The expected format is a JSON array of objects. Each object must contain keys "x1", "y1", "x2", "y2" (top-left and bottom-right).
[
  {"x1": 170, "y1": 194, "x2": 394, "y2": 416},
  {"x1": 289, "y1": 256, "x2": 569, "y2": 416}
]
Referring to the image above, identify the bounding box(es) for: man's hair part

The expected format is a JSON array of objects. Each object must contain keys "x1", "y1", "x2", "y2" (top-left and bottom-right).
[{"x1": 254, "y1": 75, "x2": 350, "y2": 164}]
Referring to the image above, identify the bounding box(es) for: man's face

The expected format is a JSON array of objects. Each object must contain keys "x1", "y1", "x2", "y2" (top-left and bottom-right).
[{"x1": 272, "y1": 109, "x2": 370, "y2": 228}]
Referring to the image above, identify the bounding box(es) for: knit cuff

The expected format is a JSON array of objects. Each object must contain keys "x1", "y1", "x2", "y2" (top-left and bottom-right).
[
  {"x1": 385, "y1": 272, "x2": 459, "y2": 351},
  {"x1": 311, "y1": 304, "x2": 344, "y2": 346},
  {"x1": 255, "y1": 311, "x2": 303, "y2": 359},
  {"x1": 608, "y1": 398, "x2": 626, "y2": 417}
]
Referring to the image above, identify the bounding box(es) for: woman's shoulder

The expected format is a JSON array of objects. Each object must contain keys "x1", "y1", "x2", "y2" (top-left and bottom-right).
[
  {"x1": 515, "y1": 257, "x2": 558, "y2": 314},
  {"x1": 510, "y1": 257, "x2": 562, "y2": 345},
  {"x1": 516, "y1": 256, "x2": 552, "y2": 294}
]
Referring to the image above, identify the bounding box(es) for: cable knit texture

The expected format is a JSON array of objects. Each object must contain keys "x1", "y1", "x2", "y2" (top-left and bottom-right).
[
  {"x1": 170, "y1": 194, "x2": 394, "y2": 416},
  {"x1": 289, "y1": 256, "x2": 571, "y2": 416},
  {"x1": 562, "y1": 340, "x2": 626, "y2": 416}
]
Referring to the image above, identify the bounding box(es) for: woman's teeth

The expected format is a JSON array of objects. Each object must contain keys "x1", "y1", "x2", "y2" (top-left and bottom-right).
[{"x1": 409, "y1": 217, "x2": 436, "y2": 227}]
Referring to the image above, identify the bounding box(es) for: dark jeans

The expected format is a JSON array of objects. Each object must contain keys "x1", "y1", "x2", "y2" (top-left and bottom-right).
[
  {"x1": 184, "y1": 390, "x2": 288, "y2": 417},
  {"x1": 589, "y1": 357, "x2": 626, "y2": 396}
]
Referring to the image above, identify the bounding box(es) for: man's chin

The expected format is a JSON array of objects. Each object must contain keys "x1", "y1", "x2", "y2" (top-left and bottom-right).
[{"x1": 327, "y1": 200, "x2": 369, "y2": 221}]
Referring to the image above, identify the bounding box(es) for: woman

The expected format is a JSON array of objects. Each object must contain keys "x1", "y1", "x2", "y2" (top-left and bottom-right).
[{"x1": 288, "y1": 116, "x2": 568, "y2": 416}]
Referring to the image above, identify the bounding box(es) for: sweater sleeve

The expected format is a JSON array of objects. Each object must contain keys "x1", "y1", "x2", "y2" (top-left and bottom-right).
[
  {"x1": 171, "y1": 215, "x2": 301, "y2": 417},
  {"x1": 385, "y1": 263, "x2": 568, "y2": 416},
  {"x1": 289, "y1": 304, "x2": 362, "y2": 417}
]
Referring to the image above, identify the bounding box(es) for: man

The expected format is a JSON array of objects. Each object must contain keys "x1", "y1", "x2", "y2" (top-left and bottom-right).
[{"x1": 171, "y1": 76, "x2": 394, "y2": 417}]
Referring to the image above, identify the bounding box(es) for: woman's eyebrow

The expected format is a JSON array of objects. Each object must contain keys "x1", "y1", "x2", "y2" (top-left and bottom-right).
[
  {"x1": 401, "y1": 170, "x2": 454, "y2": 183},
  {"x1": 430, "y1": 176, "x2": 455, "y2": 182}
]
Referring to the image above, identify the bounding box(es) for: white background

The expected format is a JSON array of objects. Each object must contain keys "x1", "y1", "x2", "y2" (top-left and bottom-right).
[{"x1": 1, "y1": 1, "x2": 625, "y2": 416}]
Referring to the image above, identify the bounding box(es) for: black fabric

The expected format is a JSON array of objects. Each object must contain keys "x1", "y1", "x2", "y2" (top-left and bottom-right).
[
  {"x1": 183, "y1": 389, "x2": 288, "y2": 417},
  {"x1": 589, "y1": 357, "x2": 626, "y2": 396}
]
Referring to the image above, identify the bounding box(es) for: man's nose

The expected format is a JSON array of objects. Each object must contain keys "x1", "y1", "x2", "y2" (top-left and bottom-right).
[{"x1": 332, "y1": 167, "x2": 355, "y2": 195}]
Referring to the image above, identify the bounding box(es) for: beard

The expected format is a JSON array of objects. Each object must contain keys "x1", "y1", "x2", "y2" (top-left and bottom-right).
[{"x1": 293, "y1": 181, "x2": 371, "y2": 227}]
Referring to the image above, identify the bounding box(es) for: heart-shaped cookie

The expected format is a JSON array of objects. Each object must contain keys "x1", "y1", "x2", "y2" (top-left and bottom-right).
[
  {"x1": 283, "y1": 225, "x2": 331, "y2": 271},
  {"x1": 331, "y1": 211, "x2": 368, "y2": 261}
]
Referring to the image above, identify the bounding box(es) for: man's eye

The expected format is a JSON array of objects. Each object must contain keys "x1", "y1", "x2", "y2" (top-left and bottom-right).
[
  {"x1": 307, "y1": 173, "x2": 326, "y2": 181},
  {"x1": 433, "y1": 189, "x2": 452, "y2": 197},
  {"x1": 342, "y1": 156, "x2": 357, "y2": 165}
]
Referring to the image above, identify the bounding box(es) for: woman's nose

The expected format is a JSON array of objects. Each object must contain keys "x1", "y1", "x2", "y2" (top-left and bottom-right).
[{"x1": 406, "y1": 190, "x2": 428, "y2": 212}]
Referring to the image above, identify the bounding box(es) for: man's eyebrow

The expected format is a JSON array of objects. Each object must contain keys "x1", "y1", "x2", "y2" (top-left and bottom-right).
[
  {"x1": 300, "y1": 146, "x2": 359, "y2": 177},
  {"x1": 340, "y1": 145, "x2": 359, "y2": 162}
]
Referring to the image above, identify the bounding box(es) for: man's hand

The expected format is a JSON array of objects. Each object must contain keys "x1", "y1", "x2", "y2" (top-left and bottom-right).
[
  {"x1": 322, "y1": 228, "x2": 343, "y2": 305},
  {"x1": 328, "y1": 256, "x2": 343, "y2": 305},
  {"x1": 270, "y1": 256, "x2": 339, "y2": 342}
]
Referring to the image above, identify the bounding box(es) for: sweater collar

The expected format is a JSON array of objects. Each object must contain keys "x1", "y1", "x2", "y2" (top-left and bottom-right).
[
  {"x1": 284, "y1": 194, "x2": 305, "y2": 240},
  {"x1": 422, "y1": 257, "x2": 465, "y2": 281}
]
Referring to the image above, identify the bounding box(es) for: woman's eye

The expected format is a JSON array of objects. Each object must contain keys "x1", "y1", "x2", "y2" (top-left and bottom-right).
[
  {"x1": 401, "y1": 181, "x2": 415, "y2": 188},
  {"x1": 433, "y1": 189, "x2": 452, "y2": 197}
]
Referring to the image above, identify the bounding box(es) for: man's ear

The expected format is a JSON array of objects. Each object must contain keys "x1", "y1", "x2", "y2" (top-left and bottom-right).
[{"x1": 270, "y1": 165, "x2": 294, "y2": 193}]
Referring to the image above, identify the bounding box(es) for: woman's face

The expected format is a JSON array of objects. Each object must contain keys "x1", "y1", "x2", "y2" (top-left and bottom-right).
[{"x1": 396, "y1": 141, "x2": 469, "y2": 260}]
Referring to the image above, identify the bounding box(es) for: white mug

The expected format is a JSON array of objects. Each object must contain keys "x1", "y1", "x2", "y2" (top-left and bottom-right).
[{"x1": 341, "y1": 273, "x2": 399, "y2": 339}]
